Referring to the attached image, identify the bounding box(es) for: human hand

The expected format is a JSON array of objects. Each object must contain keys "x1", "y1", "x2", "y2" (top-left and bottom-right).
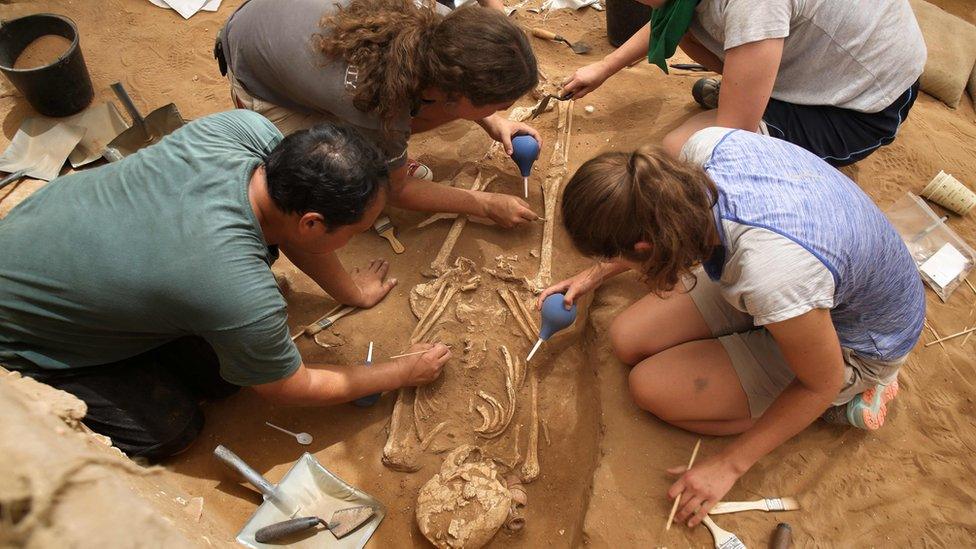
[
  {"x1": 395, "y1": 343, "x2": 451, "y2": 386},
  {"x1": 350, "y1": 259, "x2": 397, "y2": 308},
  {"x1": 667, "y1": 454, "x2": 744, "y2": 527},
  {"x1": 481, "y1": 116, "x2": 543, "y2": 155},
  {"x1": 537, "y1": 264, "x2": 608, "y2": 309},
  {"x1": 482, "y1": 192, "x2": 539, "y2": 228},
  {"x1": 562, "y1": 60, "x2": 615, "y2": 99}
]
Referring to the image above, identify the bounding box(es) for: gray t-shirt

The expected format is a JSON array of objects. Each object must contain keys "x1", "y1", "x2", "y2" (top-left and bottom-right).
[
  {"x1": 221, "y1": 0, "x2": 416, "y2": 168},
  {"x1": 689, "y1": 0, "x2": 926, "y2": 113},
  {"x1": 0, "y1": 110, "x2": 301, "y2": 386},
  {"x1": 681, "y1": 127, "x2": 837, "y2": 324}
]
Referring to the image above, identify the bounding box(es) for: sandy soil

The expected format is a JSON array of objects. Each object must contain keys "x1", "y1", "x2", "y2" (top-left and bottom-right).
[
  {"x1": 1, "y1": 0, "x2": 975, "y2": 547},
  {"x1": 13, "y1": 34, "x2": 73, "y2": 70}
]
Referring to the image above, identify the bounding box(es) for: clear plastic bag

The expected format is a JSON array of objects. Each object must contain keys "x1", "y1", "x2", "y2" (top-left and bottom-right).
[{"x1": 884, "y1": 193, "x2": 976, "y2": 302}]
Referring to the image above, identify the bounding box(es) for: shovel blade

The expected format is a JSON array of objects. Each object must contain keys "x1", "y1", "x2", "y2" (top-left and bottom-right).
[
  {"x1": 570, "y1": 41, "x2": 592, "y2": 54},
  {"x1": 105, "y1": 104, "x2": 185, "y2": 160},
  {"x1": 328, "y1": 505, "x2": 375, "y2": 539}
]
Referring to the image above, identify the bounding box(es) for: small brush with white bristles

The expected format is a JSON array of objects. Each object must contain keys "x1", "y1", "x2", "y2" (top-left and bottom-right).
[{"x1": 709, "y1": 497, "x2": 800, "y2": 515}]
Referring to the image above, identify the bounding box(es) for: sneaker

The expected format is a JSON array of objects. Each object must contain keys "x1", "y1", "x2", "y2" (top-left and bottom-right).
[
  {"x1": 823, "y1": 379, "x2": 900, "y2": 430},
  {"x1": 407, "y1": 160, "x2": 434, "y2": 181},
  {"x1": 692, "y1": 77, "x2": 721, "y2": 110}
]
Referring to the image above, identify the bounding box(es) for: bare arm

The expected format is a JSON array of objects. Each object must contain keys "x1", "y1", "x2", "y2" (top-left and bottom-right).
[
  {"x1": 252, "y1": 343, "x2": 451, "y2": 406},
  {"x1": 388, "y1": 164, "x2": 538, "y2": 228},
  {"x1": 477, "y1": 0, "x2": 506, "y2": 10},
  {"x1": 563, "y1": 24, "x2": 651, "y2": 98},
  {"x1": 280, "y1": 247, "x2": 396, "y2": 309},
  {"x1": 714, "y1": 38, "x2": 783, "y2": 133},
  {"x1": 670, "y1": 308, "x2": 845, "y2": 525}
]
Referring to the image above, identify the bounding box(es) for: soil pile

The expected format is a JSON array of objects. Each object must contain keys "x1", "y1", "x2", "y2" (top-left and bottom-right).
[{"x1": 13, "y1": 35, "x2": 72, "y2": 70}]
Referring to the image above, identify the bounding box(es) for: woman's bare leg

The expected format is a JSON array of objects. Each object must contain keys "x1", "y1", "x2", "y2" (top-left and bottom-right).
[
  {"x1": 609, "y1": 290, "x2": 711, "y2": 366},
  {"x1": 629, "y1": 339, "x2": 754, "y2": 435}
]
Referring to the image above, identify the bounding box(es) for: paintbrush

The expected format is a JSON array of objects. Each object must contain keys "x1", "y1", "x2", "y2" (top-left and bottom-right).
[
  {"x1": 665, "y1": 438, "x2": 702, "y2": 531},
  {"x1": 709, "y1": 497, "x2": 800, "y2": 515},
  {"x1": 291, "y1": 305, "x2": 357, "y2": 340},
  {"x1": 701, "y1": 516, "x2": 747, "y2": 549}
]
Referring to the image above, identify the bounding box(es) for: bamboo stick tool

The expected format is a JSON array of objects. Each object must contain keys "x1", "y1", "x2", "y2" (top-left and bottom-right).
[{"x1": 665, "y1": 438, "x2": 701, "y2": 531}]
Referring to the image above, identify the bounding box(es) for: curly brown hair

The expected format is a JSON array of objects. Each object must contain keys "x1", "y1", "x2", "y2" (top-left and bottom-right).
[
  {"x1": 317, "y1": 0, "x2": 538, "y2": 133},
  {"x1": 561, "y1": 147, "x2": 719, "y2": 293}
]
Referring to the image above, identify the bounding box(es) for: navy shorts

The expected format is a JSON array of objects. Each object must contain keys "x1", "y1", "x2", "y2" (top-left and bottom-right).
[
  {"x1": 22, "y1": 337, "x2": 238, "y2": 462},
  {"x1": 762, "y1": 81, "x2": 919, "y2": 167}
]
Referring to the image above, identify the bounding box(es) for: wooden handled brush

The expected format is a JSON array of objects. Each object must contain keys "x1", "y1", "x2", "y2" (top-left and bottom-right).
[
  {"x1": 373, "y1": 215, "x2": 404, "y2": 254},
  {"x1": 709, "y1": 497, "x2": 800, "y2": 515}
]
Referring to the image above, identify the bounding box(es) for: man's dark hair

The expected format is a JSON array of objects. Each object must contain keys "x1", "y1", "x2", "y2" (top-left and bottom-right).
[{"x1": 265, "y1": 123, "x2": 389, "y2": 230}]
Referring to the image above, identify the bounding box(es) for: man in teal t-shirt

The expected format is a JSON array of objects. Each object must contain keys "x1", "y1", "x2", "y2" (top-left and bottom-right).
[{"x1": 0, "y1": 110, "x2": 451, "y2": 461}]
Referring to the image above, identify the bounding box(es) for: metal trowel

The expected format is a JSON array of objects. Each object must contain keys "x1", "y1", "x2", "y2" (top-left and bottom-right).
[
  {"x1": 255, "y1": 506, "x2": 375, "y2": 543},
  {"x1": 214, "y1": 445, "x2": 385, "y2": 549},
  {"x1": 102, "y1": 82, "x2": 185, "y2": 161}
]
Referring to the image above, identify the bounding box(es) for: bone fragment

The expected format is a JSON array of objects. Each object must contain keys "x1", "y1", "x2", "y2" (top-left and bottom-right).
[
  {"x1": 530, "y1": 101, "x2": 572, "y2": 289},
  {"x1": 521, "y1": 369, "x2": 540, "y2": 482},
  {"x1": 498, "y1": 288, "x2": 539, "y2": 342},
  {"x1": 428, "y1": 172, "x2": 493, "y2": 275},
  {"x1": 420, "y1": 421, "x2": 447, "y2": 451},
  {"x1": 410, "y1": 281, "x2": 447, "y2": 340},
  {"x1": 412, "y1": 286, "x2": 459, "y2": 344},
  {"x1": 383, "y1": 388, "x2": 422, "y2": 472},
  {"x1": 416, "y1": 212, "x2": 495, "y2": 229}
]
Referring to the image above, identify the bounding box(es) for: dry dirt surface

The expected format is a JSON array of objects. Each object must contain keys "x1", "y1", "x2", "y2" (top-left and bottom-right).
[{"x1": 1, "y1": 0, "x2": 975, "y2": 547}]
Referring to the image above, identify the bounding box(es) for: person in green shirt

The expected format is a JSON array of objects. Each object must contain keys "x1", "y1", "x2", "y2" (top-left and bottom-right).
[{"x1": 0, "y1": 110, "x2": 450, "y2": 461}]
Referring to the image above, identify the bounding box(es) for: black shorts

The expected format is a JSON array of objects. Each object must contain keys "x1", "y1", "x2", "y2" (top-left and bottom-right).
[
  {"x1": 22, "y1": 337, "x2": 239, "y2": 462},
  {"x1": 762, "y1": 81, "x2": 920, "y2": 167}
]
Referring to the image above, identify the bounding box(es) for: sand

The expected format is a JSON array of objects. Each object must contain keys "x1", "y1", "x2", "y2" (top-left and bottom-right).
[
  {"x1": 13, "y1": 35, "x2": 73, "y2": 70},
  {"x1": 1, "y1": 0, "x2": 975, "y2": 547}
]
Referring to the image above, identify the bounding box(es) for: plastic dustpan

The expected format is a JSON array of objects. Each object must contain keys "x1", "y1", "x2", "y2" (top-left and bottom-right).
[{"x1": 214, "y1": 446, "x2": 385, "y2": 549}]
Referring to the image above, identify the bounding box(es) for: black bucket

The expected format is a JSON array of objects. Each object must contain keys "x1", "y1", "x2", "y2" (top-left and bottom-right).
[
  {"x1": 605, "y1": 0, "x2": 653, "y2": 48},
  {"x1": 0, "y1": 14, "x2": 94, "y2": 117}
]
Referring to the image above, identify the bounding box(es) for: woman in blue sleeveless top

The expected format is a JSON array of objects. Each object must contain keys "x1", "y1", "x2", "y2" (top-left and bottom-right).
[{"x1": 540, "y1": 128, "x2": 924, "y2": 526}]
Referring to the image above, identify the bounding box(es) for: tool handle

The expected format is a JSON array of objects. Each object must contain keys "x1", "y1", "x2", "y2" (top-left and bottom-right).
[
  {"x1": 380, "y1": 230, "x2": 405, "y2": 254},
  {"x1": 254, "y1": 517, "x2": 324, "y2": 543},
  {"x1": 304, "y1": 305, "x2": 357, "y2": 335},
  {"x1": 213, "y1": 445, "x2": 276, "y2": 499},
  {"x1": 0, "y1": 169, "x2": 27, "y2": 191},
  {"x1": 531, "y1": 28, "x2": 559, "y2": 41},
  {"x1": 110, "y1": 82, "x2": 146, "y2": 126},
  {"x1": 709, "y1": 501, "x2": 763, "y2": 515},
  {"x1": 770, "y1": 522, "x2": 792, "y2": 549}
]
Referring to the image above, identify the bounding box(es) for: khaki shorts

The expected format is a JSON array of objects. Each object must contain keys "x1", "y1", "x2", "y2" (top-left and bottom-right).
[
  {"x1": 227, "y1": 69, "x2": 337, "y2": 136},
  {"x1": 686, "y1": 269, "x2": 904, "y2": 417},
  {"x1": 226, "y1": 69, "x2": 408, "y2": 168}
]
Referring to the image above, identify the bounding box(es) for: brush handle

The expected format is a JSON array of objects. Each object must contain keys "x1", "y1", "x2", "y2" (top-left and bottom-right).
[
  {"x1": 710, "y1": 501, "x2": 766, "y2": 515},
  {"x1": 254, "y1": 517, "x2": 324, "y2": 543},
  {"x1": 378, "y1": 229, "x2": 405, "y2": 254},
  {"x1": 304, "y1": 305, "x2": 357, "y2": 335},
  {"x1": 770, "y1": 523, "x2": 792, "y2": 549}
]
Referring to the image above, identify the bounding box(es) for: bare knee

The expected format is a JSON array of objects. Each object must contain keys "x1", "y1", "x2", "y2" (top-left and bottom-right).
[
  {"x1": 609, "y1": 314, "x2": 645, "y2": 365},
  {"x1": 628, "y1": 365, "x2": 672, "y2": 419}
]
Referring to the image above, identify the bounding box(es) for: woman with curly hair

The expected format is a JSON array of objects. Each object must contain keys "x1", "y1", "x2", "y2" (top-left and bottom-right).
[
  {"x1": 539, "y1": 127, "x2": 924, "y2": 527},
  {"x1": 218, "y1": 0, "x2": 540, "y2": 227}
]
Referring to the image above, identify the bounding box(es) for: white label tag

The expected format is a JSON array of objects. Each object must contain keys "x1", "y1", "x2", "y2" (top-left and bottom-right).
[{"x1": 920, "y1": 243, "x2": 968, "y2": 289}]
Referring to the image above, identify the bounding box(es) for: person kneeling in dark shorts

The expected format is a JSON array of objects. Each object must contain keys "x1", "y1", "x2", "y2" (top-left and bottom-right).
[{"x1": 0, "y1": 111, "x2": 451, "y2": 462}]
